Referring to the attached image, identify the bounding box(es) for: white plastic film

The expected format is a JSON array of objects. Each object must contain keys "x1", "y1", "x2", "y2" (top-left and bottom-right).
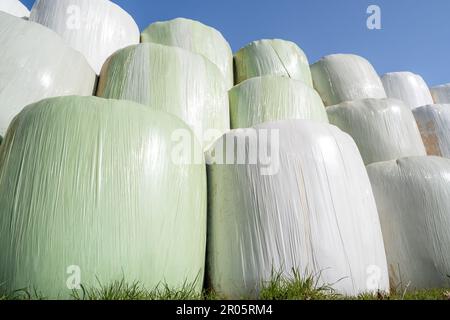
[
  {"x1": 207, "y1": 119, "x2": 389, "y2": 298},
  {"x1": 141, "y1": 18, "x2": 234, "y2": 89},
  {"x1": 381, "y1": 72, "x2": 433, "y2": 110},
  {"x1": 0, "y1": 12, "x2": 96, "y2": 136},
  {"x1": 0, "y1": 0, "x2": 29, "y2": 17},
  {"x1": 367, "y1": 156, "x2": 450, "y2": 290},
  {"x1": 327, "y1": 98, "x2": 426, "y2": 165},
  {"x1": 30, "y1": 0, "x2": 140, "y2": 74},
  {"x1": 430, "y1": 84, "x2": 450, "y2": 104}
]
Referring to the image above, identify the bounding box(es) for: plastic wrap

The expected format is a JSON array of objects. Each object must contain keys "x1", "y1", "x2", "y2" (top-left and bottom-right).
[
  {"x1": 0, "y1": 12, "x2": 96, "y2": 136},
  {"x1": 97, "y1": 43, "x2": 230, "y2": 150},
  {"x1": 141, "y1": 18, "x2": 233, "y2": 89},
  {"x1": 310, "y1": 54, "x2": 386, "y2": 106},
  {"x1": 430, "y1": 84, "x2": 450, "y2": 104},
  {"x1": 381, "y1": 72, "x2": 433, "y2": 110},
  {"x1": 30, "y1": 0, "x2": 140, "y2": 74},
  {"x1": 234, "y1": 39, "x2": 313, "y2": 87},
  {"x1": 0, "y1": 0, "x2": 29, "y2": 17},
  {"x1": 367, "y1": 156, "x2": 450, "y2": 289},
  {"x1": 0, "y1": 96, "x2": 207, "y2": 298},
  {"x1": 413, "y1": 104, "x2": 450, "y2": 158},
  {"x1": 207, "y1": 119, "x2": 389, "y2": 298},
  {"x1": 327, "y1": 98, "x2": 426, "y2": 165},
  {"x1": 229, "y1": 76, "x2": 328, "y2": 129}
]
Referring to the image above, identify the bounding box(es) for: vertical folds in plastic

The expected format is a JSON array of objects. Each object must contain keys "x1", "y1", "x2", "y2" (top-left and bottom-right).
[
  {"x1": 30, "y1": 0, "x2": 140, "y2": 74},
  {"x1": 327, "y1": 98, "x2": 426, "y2": 165},
  {"x1": 141, "y1": 18, "x2": 234, "y2": 89},
  {"x1": 0, "y1": 12, "x2": 96, "y2": 135},
  {"x1": 367, "y1": 157, "x2": 450, "y2": 289},
  {"x1": 207, "y1": 120, "x2": 389, "y2": 298},
  {"x1": 234, "y1": 39, "x2": 313, "y2": 87},
  {"x1": 0, "y1": 96, "x2": 207, "y2": 298},
  {"x1": 229, "y1": 76, "x2": 328, "y2": 129},
  {"x1": 430, "y1": 84, "x2": 450, "y2": 104},
  {"x1": 0, "y1": 0, "x2": 29, "y2": 17}
]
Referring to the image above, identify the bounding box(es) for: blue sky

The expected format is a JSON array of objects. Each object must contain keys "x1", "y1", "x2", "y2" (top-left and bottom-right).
[{"x1": 22, "y1": 0, "x2": 450, "y2": 86}]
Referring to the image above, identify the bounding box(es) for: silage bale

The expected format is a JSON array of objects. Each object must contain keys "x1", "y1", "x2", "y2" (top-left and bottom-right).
[
  {"x1": 311, "y1": 54, "x2": 386, "y2": 106},
  {"x1": 234, "y1": 39, "x2": 313, "y2": 87},
  {"x1": 30, "y1": 0, "x2": 140, "y2": 74},
  {"x1": 367, "y1": 156, "x2": 450, "y2": 289},
  {"x1": 0, "y1": 96, "x2": 207, "y2": 298},
  {"x1": 97, "y1": 43, "x2": 230, "y2": 150},
  {"x1": 381, "y1": 72, "x2": 433, "y2": 110},
  {"x1": 327, "y1": 98, "x2": 426, "y2": 165},
  {"x1": 0, "y1": 0, "x2": 29, "y2": 17},
  {"x1": 0, "y1": 12, "x2": 96, "y2": 136},
  {"x1": 207, "y1": 120, "x2": 389, "y2": 298},
  {"x1": 430, "y1": 84, "x2": 450, "y2": 104},
  {"x1": 229, "y1": 76, "x2": 328, "y2": 129},
  {"x1": 141, "y1": 18, "x2": 234, "y2": 89},
  {"x1": 413, "y1": 104, "x2": 450, "y2": 158}
]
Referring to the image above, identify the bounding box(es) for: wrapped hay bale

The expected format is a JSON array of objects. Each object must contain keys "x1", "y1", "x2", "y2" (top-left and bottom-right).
[
  {"x1": 207, "y1": 120, "x2": 389, "y2": 298},
  {"x1": 229, "y1": 76, "x2": 328, "y2": 129},
  {"x1": 234, "y1": 39, "x2": 313, "y2": 87},
  {"x1": 0, "y1": 12, "x2": 96, "y2": 135},
  {"x1": 141, "y1": 18, "x2": 233, "y2": 89},
  {"x1": 311, "y1": 54, "x2": 386, "y2": 106},
  {"x1": 430, "y1": 84, "x2": 450, "y2": 104},
  {"x1": 413, "y1": 104, "x2": 450, "y2": 158},
  {"x1": 327, "y1": 98, "x2": 426, "y2": 165},
  {"x1": 0, "y1": 96, "x2": 207, "y2": 298},
  {"x1": 367, "y1": 156, "x2": 450, "y2": 289},
  {"x1": 0, "y1": 0, "x2": 29, "y2": 17},
  {"x1": 381, "y1": 72, "x2": 433, "y2": 110},
  {"x1": 97, "y1": 43, "x2": 229, "y2": 150},
  {"x1": 30, "y1": 0, "x2": 140, "y2": 74}
]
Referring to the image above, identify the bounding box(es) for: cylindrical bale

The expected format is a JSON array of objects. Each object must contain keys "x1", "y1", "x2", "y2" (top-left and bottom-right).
[
  {"x1": 97, "y1": 43, "x2": 230, "y2": 150},
  {"x1": 0, "y1": 12, "x2": 96, "y2": 136},
  {"x1": 30, "y1": 0, "x2": 140, "y2": 74},
  {"x1": 327, "y1": 98, "x2": 426, "y2": 165},
  {"x1": 367, "y1": 156, "x2": 450, "y2": 290},
  {"x1": 413, "y1": 104, "x2": 450, "y2": 158},
  {"x1": 207, "y1": 120, "x2": 389, "y2": 298},
  {"x1": 0, "y1": 96, "x2": 207, "y2": 298},
  {"x1": 142, "y1": 18, "x2": 233, "y2": 89},
  {"x1": 234, "y1": 39, "x2": 313, "y2": 87},
  {"x1": 430, "y1": 84, "x2": 450, "y2": 104},
  {"x1": 381, "y1": 72, "x2": 433, "y2": 110},
  {"x1": 229, "y1": 76, "x2": 328, "y2": 129},
  {"x1": 310, "y1": 54, "x2": 386, "y2": 106},
  {"x1": 0, "y1": 0, "x2": 29, "y2": 17}
]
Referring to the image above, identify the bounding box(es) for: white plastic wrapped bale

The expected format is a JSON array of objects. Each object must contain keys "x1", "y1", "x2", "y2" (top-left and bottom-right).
[
  {"x1": 141, "y1": 18, "x2": 233, "y2": 89},
  {"x1": 0, "y1": 12, "x2": 96, "y2": 136},
  {"x1": 327, "y1": 98, "x2": 426, "y2": 165},
  {"x1": 234, "y1": 39, "x2": 313, "y2": 87},
  {"x1": 381, "y1": 72, "x2": 433, "y2": 110},
  {"x1": 0, "y1": 0, "x2": 29, "y2": 17},
  {"x1": 310, "y1": 54, "x2": 386, "y2": 106},
  {"x1": 97, "y1": 43, "x2": 229, "y2": 150},
  {"x1": 367, "y1": 156, "x2": 450, "y2": 289},
  {"x1": 30, "y1": 0, "x2": 140, "y2": 74},
  {"x1": 207, "y1": 120, "x2": 389, "y2": 298},
  {"x1": 413, "y1": 104, "x2": 450, "y2": 158},
  {"x1": 430, "y1": 84, "x2": 450, "y2": 104}
]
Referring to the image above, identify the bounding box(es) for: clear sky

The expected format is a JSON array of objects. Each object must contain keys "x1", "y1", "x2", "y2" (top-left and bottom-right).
[{"x1": 22, "y1": 0, "x2": 450, "y2": 86}]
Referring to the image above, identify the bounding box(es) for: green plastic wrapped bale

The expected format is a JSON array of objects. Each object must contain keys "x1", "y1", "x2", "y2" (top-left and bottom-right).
[
  {"x1": 0, "y1": 96, "x2": 207, "y2": 298},
  {"x1": 229, "y1": 76, "x2": 328, "y2": 129},
  {"x1": 141, "y1": 18, "x2": 233, "y2": 89},
  {"x1": 97, "y1": 43, "x2": 230, "y2": 150},
  {"x1": 234, "y1": 39, "x2": 313, "y2": 87}
]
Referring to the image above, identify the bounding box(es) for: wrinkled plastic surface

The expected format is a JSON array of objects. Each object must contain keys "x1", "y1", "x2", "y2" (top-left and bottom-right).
[
  {"x1": 381, "y1": 72, "x2": 433, "y2": 110},
  {"x1": 97, "y1": 43, "x2": 230, "y2": 150},
  {"x1": 234, "y1": 39, "x2": 313, "y2": 87},
  {"x1": 141, "y1": 18, "x2": 233, "y2": 89},
  {"x1": 430, "y1": 84, "x2": 450, "y2": 104},
  {"x1": 327, "y1": 98, "x2": 426, "y2": 165},
  {"x1": 0, "y1": 12, "x2": 96, "y2": 135},
  {"x1": 229, "y1": 76, "x2": 328, "y2": 129},
  {"x1": 0, "y1": 96, "x2": 207, "y2": 298},
  {"x1": 207, "y1": 120, "x2": 389, "y2": 298},
  {"x1": 30, "y1": 0, "x2": 140, "y2": 74},
  {"x1": 367, "y1": 157, "x2": 450, "y2": 289},
  {"x1": 0, "y1": 0, "x2": 29, "y2": 17},
  {"x1": 413, "y1": 104, "x2": 450, "y2": 158},
  {"x1": 311, "y1": 54, "x2": 386, "y2": 106}
]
